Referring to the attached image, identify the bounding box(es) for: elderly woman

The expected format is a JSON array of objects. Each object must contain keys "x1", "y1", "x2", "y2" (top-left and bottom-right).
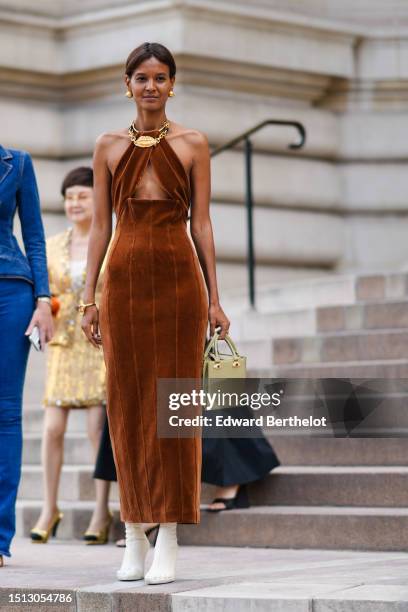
[
  {"x1": 30, "y1": 167, "x2": 112, "y2": 545},
  {"x1": 0, "y1": 145, "x2": 54, "y2": 567}
]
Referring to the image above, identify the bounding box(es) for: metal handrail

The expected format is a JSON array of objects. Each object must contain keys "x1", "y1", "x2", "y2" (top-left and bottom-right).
[
  {"x1": 210, "y1": 119, "x2": 306, "y2": 158},
  {"x1": 189, "y1": 119, "x2": 306, "y2": 310}
]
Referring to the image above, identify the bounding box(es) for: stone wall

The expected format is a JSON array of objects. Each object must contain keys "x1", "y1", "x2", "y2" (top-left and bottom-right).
[{"x1": 1, "y1": 0, "x2": 407, "y2": 293}]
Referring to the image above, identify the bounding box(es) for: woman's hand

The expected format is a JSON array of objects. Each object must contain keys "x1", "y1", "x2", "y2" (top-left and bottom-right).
[
  {"x1": 81, "y1": 305, "x2": 102, "y2": 349},
  {"x1": 208, "y1": 303, "x2": 230, "y2": 339},
  {"x1": 25, "y1": 302, "x2": 54, "y2": 350}
]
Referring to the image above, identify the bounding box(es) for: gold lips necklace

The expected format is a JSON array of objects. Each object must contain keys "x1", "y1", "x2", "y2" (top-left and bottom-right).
[{"x1": 128, "y1": 119, "x2": 170, "y2": 148}]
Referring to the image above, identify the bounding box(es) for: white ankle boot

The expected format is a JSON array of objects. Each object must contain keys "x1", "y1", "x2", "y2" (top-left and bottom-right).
[
  {"x1": 116, "y1": 522, "x2": 150, "y2": 581},
  {"x1": 144, "y1": 523, "x2": 178, "y2": 585}
]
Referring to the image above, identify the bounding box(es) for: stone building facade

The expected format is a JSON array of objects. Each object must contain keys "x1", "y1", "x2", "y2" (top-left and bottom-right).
[{"x1": 1, "y1": 0, "x2": 407, "y2": 295}]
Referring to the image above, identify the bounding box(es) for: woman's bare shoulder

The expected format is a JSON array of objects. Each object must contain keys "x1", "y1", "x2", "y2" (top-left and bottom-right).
[
  {"x1": 168, "y1": 122, "x2": 209, "y2": 149},
  {"x1": 95, "y1": 129, "x2": 129, "y2": 151},
  {"x1": 94, "y1": 130, "x2": 131, "y2": 173}
]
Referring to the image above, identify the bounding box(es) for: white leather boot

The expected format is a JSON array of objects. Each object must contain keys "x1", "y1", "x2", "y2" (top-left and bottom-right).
[
  {"x1": 116, "y1": 522, "x2": 150, "y2": 581},
  {"x1": 144, "y1": 523, "x2": 178, "y2": 585}
]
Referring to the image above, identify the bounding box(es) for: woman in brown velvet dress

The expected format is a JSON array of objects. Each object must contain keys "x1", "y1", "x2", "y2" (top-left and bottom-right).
[{"x1": 80, "y1": 42, "x2": 229, "y2": 585}]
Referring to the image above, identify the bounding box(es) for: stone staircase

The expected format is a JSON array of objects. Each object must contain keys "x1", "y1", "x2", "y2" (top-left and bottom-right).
[
  {"x1": 16, "y1": 271, "x2": 408, "y2": 551},
  {"x1": 227, "y1": 270, "x2": 408, "y2": 341}
]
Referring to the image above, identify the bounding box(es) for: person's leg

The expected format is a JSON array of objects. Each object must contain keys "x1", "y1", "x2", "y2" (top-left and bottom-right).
[
  {"x1": 144, "y1": 523, "x2": 178, "y2": 585},
  {"x1": 0, "y1": 279, "x2": 34, "y2": 557},
  {"x1": 86, "y1": 405, "x2": 111, "y2": 532},
  {"x1": 117, "y1": 522, "x2": 150, "y2": 581},
  {"x1": 32, "y1": 406, "x2": 69, "y2": 530},
  {"x1": 207, "y1": 485, "x2": 240, "y2": 510}
]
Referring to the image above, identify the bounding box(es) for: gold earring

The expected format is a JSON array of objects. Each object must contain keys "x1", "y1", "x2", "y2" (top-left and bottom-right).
[
  {"x1": 125, "y1": 90, "x2": 133, "y2": 98},
  {"x1": 168, "y1": 89, "x2": 175, "y2": 97}
]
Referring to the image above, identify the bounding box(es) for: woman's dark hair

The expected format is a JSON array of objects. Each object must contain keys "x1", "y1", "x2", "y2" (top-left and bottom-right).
[
  {"x1": 125, "y1": 42, "x2": 176, "y2": 79},
  {"x1": 61, "y1": 166, "x2": 93, "y2": 197}
]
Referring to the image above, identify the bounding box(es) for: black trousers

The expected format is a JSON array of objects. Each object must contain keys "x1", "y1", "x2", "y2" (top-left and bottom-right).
[{"x1": 94, "y1": 413, "x2": 280, "y2": 487}]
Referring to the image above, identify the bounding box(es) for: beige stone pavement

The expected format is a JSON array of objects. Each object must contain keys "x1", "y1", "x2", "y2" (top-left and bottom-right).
[{"x1": 1, "y1": 538, "x2": 408, "y2": 611}]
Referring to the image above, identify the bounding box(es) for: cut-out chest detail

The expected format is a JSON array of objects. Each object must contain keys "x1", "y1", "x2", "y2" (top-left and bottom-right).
[
  {"x1": 112, "y1": 132, "x2": 191, "y2": 223},
  {"x1": 131, "y1": 159, "x2": 169, "y2": 200}
]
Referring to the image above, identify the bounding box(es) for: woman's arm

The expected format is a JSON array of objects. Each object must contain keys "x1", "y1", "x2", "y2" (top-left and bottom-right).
[
  {"x1": 189, "y1": 132, "x2": 230, "y2": 340},
  {"x1": 81, "y1": 135, "x2": 113, "y2": 348},
  {"x1": 17, "y1": 151, "x2": 50, "y2": 298},
  {"x1": 18, "y1": 151, "x2": 54, "y2": 347}
]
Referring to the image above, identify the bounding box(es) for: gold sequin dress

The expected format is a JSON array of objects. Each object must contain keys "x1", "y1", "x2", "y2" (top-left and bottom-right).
[{"x1": 42, "y1": 227, "x2": 107, "y2": 408}]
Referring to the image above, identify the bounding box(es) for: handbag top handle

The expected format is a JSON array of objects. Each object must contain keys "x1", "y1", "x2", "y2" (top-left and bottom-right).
[{"x1": 203, "y1": 329, "x2": 242, "y2": 362}]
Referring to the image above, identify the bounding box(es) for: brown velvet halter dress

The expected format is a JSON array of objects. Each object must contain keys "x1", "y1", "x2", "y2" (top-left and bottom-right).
[{"x1": 98, "y1": 130, "x2": 208, "y2": 524}]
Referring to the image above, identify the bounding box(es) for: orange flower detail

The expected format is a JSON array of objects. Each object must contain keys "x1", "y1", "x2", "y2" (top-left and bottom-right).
[{"x1": 51, "y1": 296, "x2": 60, "y2": 316}]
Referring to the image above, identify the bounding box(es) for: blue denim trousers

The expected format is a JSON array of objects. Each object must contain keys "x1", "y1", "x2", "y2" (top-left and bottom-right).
[{"x1": 0, "y1": 278, "x2": 34, "y2": 556}]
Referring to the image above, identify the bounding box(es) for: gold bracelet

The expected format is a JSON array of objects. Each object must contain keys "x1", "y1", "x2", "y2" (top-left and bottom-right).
[{"x1": 76, "y1": 301, "x2": 97, "y2": 314}]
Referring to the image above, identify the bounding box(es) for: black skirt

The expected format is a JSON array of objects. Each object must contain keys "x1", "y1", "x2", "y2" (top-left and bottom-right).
[
  {"x1": 201, "y1": 406, "x2": 280, "y2": 486},
  {"x1": 94, "y1": 413, "x2": 280, "y2": 487},
  {"x1": 93, "y1": 415, "x2": 117, "y2": 482},
  {"x1": 201, "y1": 435, "x2": 280, "y2": 486}
]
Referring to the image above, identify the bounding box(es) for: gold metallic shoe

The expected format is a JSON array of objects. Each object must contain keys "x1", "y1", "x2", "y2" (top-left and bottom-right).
[
  {"x1": 30, "y1": 510, "x2": 64, "y2": 543},
  {"x1": 83, "y1": 511, "x2": 113, "y2": 545},
  {"x1": 0, "y1": 555, "x2": 3, "y2": 567}
]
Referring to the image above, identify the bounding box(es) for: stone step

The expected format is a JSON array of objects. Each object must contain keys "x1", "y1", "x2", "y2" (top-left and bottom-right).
[
  {"x1": 234, "y1": 298, "x2": 408, "y2": 343},
  {"x1": 22, "y1": 365, "x2": 408, "y2": 438},
  {"x1": 232, "y1": 307, "x2": 317, "y2": 341},
  {"x1": 179, "y1": 505, "x2": 408, "y2": 552},
  {"x1": 16, "y1": 501, "x2": 408, "y2": 551},
  {"x1": 19, "y1": 286, "x2": 408, "y2": 379},
  {"x1": 261, "y1": 387, "x2": 408, "y2": 434},
  {"x1": 22, "y1": 432, "x2": 408, "y2": 470},
  {"x1": 250, "y1": 466, "x2": 408, "y2": 508},
  {"x1": 23, "y1": 347, "x2": 46, "y2": 408},
  {"x1": 17, "y1": 465, "x2": 215, "y2": 504},
  {"x1": 22, "y1": 433, "x2": 93, "y2": 465},
  {"x1": 346, "y1": 273, "x2": 408, "y2": 303},
  {"x1": 16, "y1": 500, "x2": 123, "y2": 542},
  {"x1": 172, "y1": 584, "x2": 408, "y2": 612},
  {"x1": 19, "y1": 465, "x2": 408, "y2": 508},
  {"x1": 267, "y1": 436, "x2": 408, "y2": 466},
  {"x1": 272, "y1": 329, "x2": 408, "y2": 365},
  {"x1": 23, "y1": 407, "x2": 88, "y2": 433},
  {"x1": 223, "y1": 274, "x2": 356, "y2": 316},
  {"x1": 6, "y1": 538, "x2": 408, "y2": 612},
  {"x1": 18, "y1": 465, "x2": 120, "y2": 502},
  {"x1": 222, "y1": 299, "x2": 408, "y2": 345},
  {"x1": 254, "y1": 358, "x2": 408, "y2": 378},
  {"x1": 223, "y1": 272, "x2": 408, "y2": 316},
  {"x1": 317, "y1": 300, "x2": 408, "y2": 333}
]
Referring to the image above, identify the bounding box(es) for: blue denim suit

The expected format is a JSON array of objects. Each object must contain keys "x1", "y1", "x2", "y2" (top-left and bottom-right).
[{"x1": 0, "y1": 145, "x2": 50, "y2": 557}]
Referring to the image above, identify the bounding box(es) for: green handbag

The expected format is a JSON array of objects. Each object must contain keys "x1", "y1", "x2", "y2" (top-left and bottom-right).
[{"x1": 202, "y1": 329, "x2": 247, "y2": 411}]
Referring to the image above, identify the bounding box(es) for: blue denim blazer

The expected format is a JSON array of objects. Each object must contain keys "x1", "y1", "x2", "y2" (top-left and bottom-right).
[{"x1": 0, "y1": 145, "x2": 50, "y2": 298}]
